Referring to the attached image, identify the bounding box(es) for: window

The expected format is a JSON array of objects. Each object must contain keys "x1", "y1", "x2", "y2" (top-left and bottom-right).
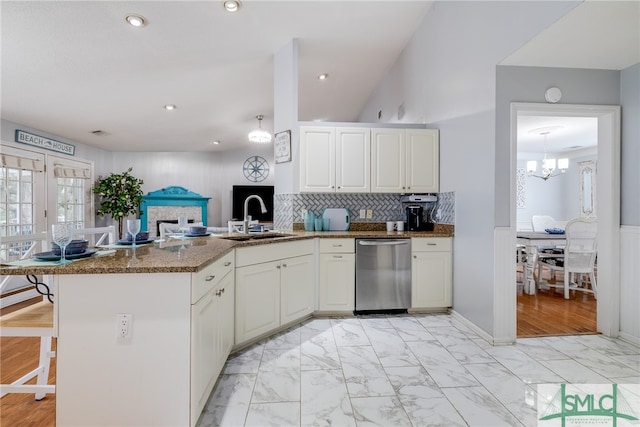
[
  {"x1": 0, "y1": 147, "x2": 45, "y2": 238},
  {"x1": 51, "y1": 160, "x2": 92, "y2": 228}
]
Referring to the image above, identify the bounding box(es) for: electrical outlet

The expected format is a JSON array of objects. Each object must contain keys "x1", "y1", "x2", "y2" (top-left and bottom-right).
[
  {"x1": 117, "y1": 313, "x2": 133, "y2": 341},
  {"x1": 359, "y1": 209, "x2": 366, "y2": 219},
  {"x1": 366, "y1": 209, "x2": 373, "y2": 219}
]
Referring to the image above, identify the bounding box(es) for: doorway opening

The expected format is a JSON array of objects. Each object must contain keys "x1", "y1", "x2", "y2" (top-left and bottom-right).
[
  {"x1": 515, "y1": 114, "x2": 598, "y2": 337},
  {"x1": 495, "y1": 103, "x2": 620, "y2": 343}
]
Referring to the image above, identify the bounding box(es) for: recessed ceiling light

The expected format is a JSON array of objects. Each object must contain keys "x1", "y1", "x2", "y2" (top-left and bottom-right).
[
  {"x1": 318, "y1": 73, "x2": 329, "y2": 80},
  {"x1": 211, "y1": 140, "x2": 221, "y2": 145},
  {"x1": 223, "y1": 1, "x2": 241, "y2": 13},
  {"x1": 125, "y1": 14, "x2": 147, "y2": 27},
  {"x1": 163, "y1": 104, "x2": 177, "y2": 111}
]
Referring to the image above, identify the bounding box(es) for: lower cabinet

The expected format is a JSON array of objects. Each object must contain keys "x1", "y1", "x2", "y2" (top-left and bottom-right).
[
  {"x1": 190, "y1": 253, "x2": 235, "y2": 425},
  {"x1": 235, "y1": 240, "x2": 314, "y2": 345},
  {"x1": 318, "y1": 238, "x2": 355, "y2": 312},
  {"x1": 411, "y1": 237, "x2": 452, "y2": 309}
]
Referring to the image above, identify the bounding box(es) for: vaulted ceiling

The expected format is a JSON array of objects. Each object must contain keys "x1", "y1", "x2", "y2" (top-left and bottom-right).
[{"x1": 2, "y1": 1, "x2": 638, "y2": 153}]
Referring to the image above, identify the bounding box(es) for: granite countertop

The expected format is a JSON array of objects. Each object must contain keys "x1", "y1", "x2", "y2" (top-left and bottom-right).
[{"x1": 0, "y1": 225, "x2": 453, "y2": 276}]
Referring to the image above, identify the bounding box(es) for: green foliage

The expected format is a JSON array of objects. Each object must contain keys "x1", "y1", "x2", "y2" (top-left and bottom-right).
[{"x1": 93, "y1": 168, "x2": 144, "y2": 219}]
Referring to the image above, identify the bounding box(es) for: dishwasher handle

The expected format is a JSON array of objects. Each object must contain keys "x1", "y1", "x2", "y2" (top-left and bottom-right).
[{"x1": 358, "y1": 239, "x2": 409, "y2": 246}]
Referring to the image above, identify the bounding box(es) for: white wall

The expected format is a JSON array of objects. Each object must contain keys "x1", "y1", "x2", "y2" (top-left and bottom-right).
[
  {"x1": 112, "y1": 144, "x2": 274, "y2": 227},
  {"x1": 358, "y1": 1, "x2": 580, "y2": 335}
]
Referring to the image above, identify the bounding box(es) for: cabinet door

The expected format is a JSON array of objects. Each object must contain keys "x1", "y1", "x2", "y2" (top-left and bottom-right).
[
  {"x1": 371, "y1": 129, "x2": 405, "y2": 192},
  {"x1": 411, "y1": 251, "x2": 452, "y2": 308},
  {"x1": 216, "y1": 271, "x2": 235, "y2": 372},
  {"x1": 280, "y1": 255, "x2": 314, "y2": 324},
  {"x1": 235, "y1": 261, "x2": 281, "y2": 344},
  {"x1": 190, "y1": 288, "x2": 218, "y2": 422},
  {"x1": 336, "y1": 128, "x2": 370, "y2": 193},
  {"x1": 318, "y1": 253, "x2": 355, "y2": 312},
  {"x1": 300, "y1": 127, "x2": 335, "y2": 192},
  {"x1": 406, "y1": 129, "x2": 439, "y2": 193}
]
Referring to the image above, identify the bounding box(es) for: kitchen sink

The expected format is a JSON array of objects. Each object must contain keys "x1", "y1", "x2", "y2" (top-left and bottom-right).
[{"x1": 219, "y1": 232, "x2": 295, "y2": 242}]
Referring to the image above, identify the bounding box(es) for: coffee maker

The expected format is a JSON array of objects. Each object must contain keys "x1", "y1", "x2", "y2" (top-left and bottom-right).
[{"x1": 402, "y1": 195, "x2": 437, "y2": 231}]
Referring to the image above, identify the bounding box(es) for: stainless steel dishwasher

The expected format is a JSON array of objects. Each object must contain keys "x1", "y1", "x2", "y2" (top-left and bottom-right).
[{"x1": 355, "y1": 239, "x2": 411, "y2": 313}]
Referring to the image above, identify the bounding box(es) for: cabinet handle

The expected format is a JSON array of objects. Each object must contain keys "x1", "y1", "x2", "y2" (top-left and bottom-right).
[
  {"x1": 220, "y1": 288, "x2": 225, "y2": 294},
  {"x1": 205, "y1": 275, "x2": 215, "y2": 281},
  {"x1": 333, "y1": 255, "x2": 343, "y2": 259},
  {"x1": 215, "y1": 290, "x2": 222, "y2": 297},
  {"x1": 276, "y1": 265, "x2": 281, "y2": 269},
  {"x1": 282, "y1": 263, "x2": 287, "y2": 268},
  {"x1": 427, "y1": 243, "x2": 437, "y2": 246},
  {"x1": 413, "y1": 255, "x2": 417, "y2": 259},
  {"x1": 331, "y1": 186, "x2": 335, "y2": 189},
  {"x1": 224, "y1": 261, "x2": 231, "y2": 267},
  {"x1": 332, "y1": 244, "x2": 343, "y2": 247}
]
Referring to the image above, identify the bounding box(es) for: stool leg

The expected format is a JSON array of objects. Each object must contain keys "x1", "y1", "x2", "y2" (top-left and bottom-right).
[{"x1": 35, "y1": 336, "x2": 52, "y2": 400}]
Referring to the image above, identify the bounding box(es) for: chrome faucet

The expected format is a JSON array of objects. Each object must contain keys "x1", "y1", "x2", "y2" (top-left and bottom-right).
[{"x1": 243, "y1": 195, "x2": 267, "y2": 233}]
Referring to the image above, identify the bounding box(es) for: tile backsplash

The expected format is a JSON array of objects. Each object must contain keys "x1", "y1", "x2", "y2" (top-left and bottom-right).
[{"x1": 274, "y1": 192, "x2": 455, "y2": 229}]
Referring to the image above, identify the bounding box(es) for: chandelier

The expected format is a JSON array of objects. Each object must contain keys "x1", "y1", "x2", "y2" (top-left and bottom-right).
[
  {"x1": 526, "y1": 127, "x2": 568, "y2": 181},
  {"x1": 248, "y1": 115, "x2": 272, "y2": 144}
]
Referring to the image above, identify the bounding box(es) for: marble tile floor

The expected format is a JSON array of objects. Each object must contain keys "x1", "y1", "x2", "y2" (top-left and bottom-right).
[{"x1": 197, "y1": 313, "x2": 640, "y2": 427}]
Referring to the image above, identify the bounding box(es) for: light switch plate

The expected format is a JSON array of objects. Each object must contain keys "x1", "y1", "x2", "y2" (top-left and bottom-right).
[{"x1": 359, "y1": 209, "x2": 366, "y2": 219}]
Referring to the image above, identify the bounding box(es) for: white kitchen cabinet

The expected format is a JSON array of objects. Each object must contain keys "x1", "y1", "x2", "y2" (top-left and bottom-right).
[
  {"x1": 300, "y1": 126, "x2": 369, "y2": 193},
  {"x1": 405, "y1": 129, "x2": 439, "y2": 193},
  {"x1": 411, "y1": 237, "x2": 452, "y2": 309},
  {"x1": 235, "y1": 260, "x2": 281, "y2": 344},
  {"x1": 190, "y1": 252, "x2": 235, "y2": 424},
  {"x1": 318, "y1": 239, "x2": 355, "y2": 312},
  {"x1": 235, "y1": 240, "x2": 315, "y2": 345},
  {"x1": 280, "y1": 254, "x2": 314, "y2": 324},
  {"x1": 371, "y1": 128, "x2": 439, "y2": 193}
]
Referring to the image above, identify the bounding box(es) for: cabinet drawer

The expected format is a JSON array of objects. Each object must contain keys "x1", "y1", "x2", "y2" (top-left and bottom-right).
[
  {"x1": 192, "y1": 251, "x2": 234, "y2": 304},
  {"x1": 319, "y1": 238, "x2": 354, "y2": 253},
  {"x1": 236, "y1": 239, "x2": 314, "y2": 267},
  {"x1": 411, "y1": 237, "x2": 451, "y2": 252}
]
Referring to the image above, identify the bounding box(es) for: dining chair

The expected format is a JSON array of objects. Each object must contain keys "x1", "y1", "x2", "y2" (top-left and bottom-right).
[
  {"x1": 537, "y1": 217, "x2": 597, "y2": 299},
  {"x1": 73, "y1": 225, "x2": 117, "y2": 246},
  {"x1": 0, "y1": 232, "x2": 56, "y2": 400},
  {"x1": 159, "y1": 222, "x2": 203, "y2": 240},
  {"x1": 531, "y1": 215, "x2": 559, "y2": 232}
]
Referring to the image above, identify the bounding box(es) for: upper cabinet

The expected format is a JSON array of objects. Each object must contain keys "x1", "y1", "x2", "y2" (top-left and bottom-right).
[
  {"x1": 300, "y1": 127, "x2": 370, "y2": 193},
  {"x1": 300, "y1": 126, "x2": 438, "y2": 194},
  {"x1": 371, "y1": 128, "x2": 439, "y2": 193}
]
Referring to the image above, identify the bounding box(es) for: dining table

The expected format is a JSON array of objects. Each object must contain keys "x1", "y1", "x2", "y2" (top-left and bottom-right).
[{"x1": 516, "y1": 231, "x2": 566, "y2": 294}]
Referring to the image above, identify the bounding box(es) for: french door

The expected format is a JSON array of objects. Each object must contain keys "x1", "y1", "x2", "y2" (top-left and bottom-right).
[{"x1": 1, "y1": 143, "x2": 93, "y2": 299}]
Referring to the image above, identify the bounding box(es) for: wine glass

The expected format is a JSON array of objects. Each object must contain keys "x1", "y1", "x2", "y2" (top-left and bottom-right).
[
  {"x1": 52, "y1": 223, "x2": 73, "y2": 264},
  {"x1": 127, "y1": 219, "x2": 141, "y2": 247},
  {"x1": 177, "y1": 215, "x2": 188, "y2": 238}
]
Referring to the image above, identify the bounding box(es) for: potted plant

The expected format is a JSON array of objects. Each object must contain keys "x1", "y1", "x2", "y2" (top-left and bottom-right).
[{"x1": 93, "y1": 168, "x2": 144, "y2": 239}]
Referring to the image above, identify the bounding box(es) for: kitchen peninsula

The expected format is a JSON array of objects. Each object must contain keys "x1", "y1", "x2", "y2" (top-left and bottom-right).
[{"x1": 1, "y1": 228, "x2": 453, "y2": 427}]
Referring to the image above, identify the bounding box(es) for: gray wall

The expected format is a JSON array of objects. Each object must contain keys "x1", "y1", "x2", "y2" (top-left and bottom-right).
[
  {"x1": 620, "y1": 63, "x2": 640, "y2": 226},
  {"x1": 357, "y1": 0, "x2": 579, "y2": 335},
  {"x1": 2, "y1": 118, "x2": 275, "y2": 228},
  {"x1": 495, "y1": 66, "x2": 621, "y2": 227},
  {"x1": 516, "y1": 151, "x2": 597, "y2": 230},
  {"x1": 2, "y1": 118, "x2": 113, "y2": 179}
]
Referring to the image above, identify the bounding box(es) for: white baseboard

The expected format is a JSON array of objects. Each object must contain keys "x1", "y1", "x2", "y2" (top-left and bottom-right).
[
  {"x1": 0, "y1": 288, "x2": 40, "y2": 309},
  {"x1": 449, "y1": 310, "x2": 505, "y2": 346},
  {"x1": 618, "y1": 331, "x2": 640, "y2": 347}
]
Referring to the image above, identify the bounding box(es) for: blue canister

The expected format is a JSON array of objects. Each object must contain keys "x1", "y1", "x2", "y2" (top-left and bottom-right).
[{"x1": 303, "y1": 211, "x2": 316, "y2": 231}]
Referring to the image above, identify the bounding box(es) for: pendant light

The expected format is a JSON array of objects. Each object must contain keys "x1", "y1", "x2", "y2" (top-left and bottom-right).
[{"x1": 248, "y1": 115, "x2": 272, "y2": 144}]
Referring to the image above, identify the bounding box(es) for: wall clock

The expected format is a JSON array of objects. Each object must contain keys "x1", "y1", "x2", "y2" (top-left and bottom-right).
[{"x1": 243, "y1": 156, "x2": 269, "y2": 182}]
